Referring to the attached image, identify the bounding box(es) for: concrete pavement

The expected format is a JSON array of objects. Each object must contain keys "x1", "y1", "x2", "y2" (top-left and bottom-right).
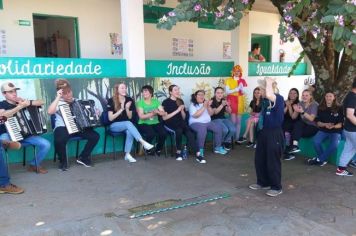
[{"x1": 1, "y1": 145, "x2": 355, "y2": 236}]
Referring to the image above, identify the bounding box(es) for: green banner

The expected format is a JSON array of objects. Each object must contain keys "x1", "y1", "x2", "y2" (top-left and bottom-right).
[
  {"x1": 248, "y1": 62, "x2": 307, "y2": 76},
  {"x1": 146, "y1": 60, "x2": 234, "y2": 77},
  {"x1": 0, "y1": 57, "x2": 126, "y2": 79}
]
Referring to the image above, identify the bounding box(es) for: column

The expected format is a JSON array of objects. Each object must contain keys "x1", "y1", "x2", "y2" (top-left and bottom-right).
[
  {"x1": 120, "y1": 0, "x2": 145, "y2": 77},
  {"x1": 231, "y1": 15, "x2": 249, "y2": 72}
]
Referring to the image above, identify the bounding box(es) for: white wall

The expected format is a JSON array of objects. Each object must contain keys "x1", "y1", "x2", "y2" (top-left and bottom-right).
[
  {"x1": 248, "y1": 11, "x2": 303, "y2": 62},
  {"x1": 145, "y1": 22, "x2": 232, "y2": 61},
  {"x1": 0, "y1": 0, "x2": 122, "y2": 58}
]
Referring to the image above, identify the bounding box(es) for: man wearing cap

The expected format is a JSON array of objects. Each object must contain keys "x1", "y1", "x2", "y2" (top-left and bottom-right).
[
  {"x1": 0, "y1": 82, "x2": 50, "y2": 174},
  {"x1": 0, "y1": 109, "x2": 24, "y2": 194},
  {"x1": 249, "y1": 77, "x2": 285, "y2": 197}
]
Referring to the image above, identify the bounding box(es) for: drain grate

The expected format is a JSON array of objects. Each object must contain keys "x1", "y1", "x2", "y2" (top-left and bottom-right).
[{"x1": 129, "y1": 193, "x2": 230, "y2": 219}]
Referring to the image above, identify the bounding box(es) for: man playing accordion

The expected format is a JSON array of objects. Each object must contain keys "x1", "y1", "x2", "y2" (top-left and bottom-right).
[
  {"x1": 47, "y1": 79, "x2": 99, "y2": 171},
  {"x1": 0, "y1": 82, "x2": 50, "y2": 174}
]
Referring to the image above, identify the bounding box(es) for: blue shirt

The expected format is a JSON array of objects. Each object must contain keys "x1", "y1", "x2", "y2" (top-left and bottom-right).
[{"x1": 262, "y1": 94, "x2": 284, "y2": 129}]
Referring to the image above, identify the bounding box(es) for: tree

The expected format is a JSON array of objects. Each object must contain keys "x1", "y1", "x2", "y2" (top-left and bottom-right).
[{"x1": 149, "y1": 0, "x2": 356, "y2": 100}]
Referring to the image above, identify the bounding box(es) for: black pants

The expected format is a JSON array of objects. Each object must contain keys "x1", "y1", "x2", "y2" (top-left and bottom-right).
[
  {"x1": 255, "y1": 128, "x2": 284, "y2": 190},
  {"x1": 138, "y1": 123, "x2": 167, "y2": 151},
  {"x1": 54, "y1": 127, "x2": 100, "y2": 162},
  {"x1": 169, "y1": 123, "x2": 197, "y2": 153},
  {"x1": 291, "y1": 120, "x2": 318, "y2": 142}
]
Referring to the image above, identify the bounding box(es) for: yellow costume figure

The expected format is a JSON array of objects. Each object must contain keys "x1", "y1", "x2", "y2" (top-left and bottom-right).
[
  {"x1": 224, "y1": 65, "x2": 248, "y2": 140},
  {"x1": 225, "y1": 65, "x2": 247, "y2": 115}
]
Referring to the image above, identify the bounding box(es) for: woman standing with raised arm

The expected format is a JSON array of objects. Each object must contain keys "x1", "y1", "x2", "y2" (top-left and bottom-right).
[
  {"x1": 107, "y1": 83, "x2": 153, "y2": 163},
  {"x1": 162, "y1": 85, "x2": 197, "y2": 161},
  {"x1": 249, "y1": 78, "x2": 285, "y2": 197}
]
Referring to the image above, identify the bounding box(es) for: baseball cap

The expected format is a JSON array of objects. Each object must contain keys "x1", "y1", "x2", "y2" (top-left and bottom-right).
[{"x1": 1, "y1": 82, "x2": 20, "y2": 93}]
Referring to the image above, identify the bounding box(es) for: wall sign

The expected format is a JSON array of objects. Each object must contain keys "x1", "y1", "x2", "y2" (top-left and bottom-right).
[
  {"x1": 146, "y1": 60, "x2": 234, "y2": 77},
  {"x1": 248, "y1": 62, "x2": 308, "y2": 76},
  {"x1": 18, "y1": 20, "x2": 31, "y2": 26},
  {"x1": 0, "y1": 57, "x2": 127, "y2": 79}
]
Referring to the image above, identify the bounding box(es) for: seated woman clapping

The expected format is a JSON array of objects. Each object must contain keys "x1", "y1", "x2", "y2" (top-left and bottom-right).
[
  {"x1": 238, "y1": 87, "x2": 262, "y2": 147},
  {"x1": 136, "y1": 85, "x2": 167, "y2": 156},
  {"x1": 189, "y1": 90, "x2": 227, "y2": 164},
  {"x1": 210, "y1": 87, "x2": 236, "y2": 150},
  {"x1": 308, "y1": 91, "x2": 343, "y2": 166},
  {"x1": 107, "y1": 83, "x2": 153, "y2": 163},
  {"x1": 162, "y1": 85, "x2": 197, "y2": 161}
]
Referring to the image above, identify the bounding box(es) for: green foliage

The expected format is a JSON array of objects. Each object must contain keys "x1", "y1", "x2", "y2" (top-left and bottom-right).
[{"x1": 152, "y1": 0, "x2": 356, "y2": 59}]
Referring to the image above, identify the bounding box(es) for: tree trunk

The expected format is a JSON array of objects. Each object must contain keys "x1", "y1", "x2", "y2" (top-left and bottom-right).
[{"x1": 271, "y1": 0, "x2": 356, "y2": 103}]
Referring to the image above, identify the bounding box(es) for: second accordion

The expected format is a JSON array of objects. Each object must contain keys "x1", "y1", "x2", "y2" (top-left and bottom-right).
[{"x1": 59, "y1": 99, "x2": 101, "y2": 134}]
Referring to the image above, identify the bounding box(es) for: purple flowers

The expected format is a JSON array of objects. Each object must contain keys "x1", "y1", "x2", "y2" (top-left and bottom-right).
[
  {"x1": 347, "y1": 0, "x2": 356, "y2": 6},
  {"x1": 194, "y1": 4, "x2": 202, "y2": 12},
  {"x1": 241, "y1": 0, "x2": 249, "y2": 4},
  {"x1": 215, "y1": 12, "x2": 223, "y2": 18},
  {"x1": 334, "y1": 15, "x2": 344, "y2": 26},
  {"x1": 284, "y1": 15, "x2": 292, "y2": 22},
  {"x1": 168, "y1": 11, "x2": 176, "y2": 17}
]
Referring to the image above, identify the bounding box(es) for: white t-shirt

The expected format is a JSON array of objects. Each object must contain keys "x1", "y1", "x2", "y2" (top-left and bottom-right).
[{"x1": 188, "y1": 103, "x2": 211, "y2": 125}]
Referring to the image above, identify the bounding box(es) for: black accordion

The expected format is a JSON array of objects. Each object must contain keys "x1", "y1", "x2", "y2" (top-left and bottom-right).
[
  {"x1": 59, "y1": 99, "x2": 101, "y2": 134},
  {"x1": 5, "y1": 106, "x2": 47, "y2": 141}
]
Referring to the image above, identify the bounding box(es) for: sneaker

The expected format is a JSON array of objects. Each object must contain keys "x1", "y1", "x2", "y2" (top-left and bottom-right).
[
  {"x1": 76, "y1": 157, "x2": 92, "y2": 167},
  {"x1": 58, "y1": 163, "x2": 68, "y2": 171},
  {"x1": 142, "y1": 141, "x2": 154, "y2": 151},
  {"x1": 288, "y1": 145, "x2": 300, "y2": 154},
  {"x1": 175, "y1": 153, "x2": 183, "y2": 161},
  {"x1": 253, "y1": 143, "x2": 257, "y2": 149},
  {"x1": 196, "y1": 155, "x2": 206, "y2": 164},
  {"x1": 249, "y1": 184, "x2": 271, "y2": 190},
  {"x1": 283, "y1": 154, "x2": 295, "y2": 161},
  {"x1": 223, "y1": 142, "x2": 231, "y2": 151},
  {"x1": 199, "y1": 149, "x2": 204, "y2": 158},
  {"x1": 124, "y1": 153, "x2": 137, "y2": 163},
  {"x1": 27, "y1": 165, "x2": 48, "y2": 174},
  {"x1": 0, "y1": 183, "x2": 24, "y2": 194},
  {"x1": 155, "y1": 150, "x2": 161, "y2": 157},
  {"x1": 336, "y1": 168, "x2": 353, "y2": 176},
  {"x1": 266, "y1": 189, "x2": 283, "y2": 197},
  {"x1": 2, "y1": 140, "x2": 21, "y2": 150},
  {"x1": 237, "y1": 137, "x2": 247, "y2": 144},
  {"x1": 307, "y1": 157, "x2": 327, "y2": 167},
  {"x1": 58, "y1": 159, "x2": 68, "y2": 171},
  {"x1": 348, "y1": 161, "x2": 356, "y2": 169},
  {"x1": 246, "y1": 142, "x2": 254, "y2": 148},
  {"x1": 214, "y1": 146, "x2": 228, "y2": 155}
]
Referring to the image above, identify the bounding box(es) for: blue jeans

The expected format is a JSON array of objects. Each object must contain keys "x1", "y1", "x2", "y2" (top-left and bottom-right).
[
  {"x1": 0, "y1": 146, "x2": 10, "y2": 187},
  {"x1": 313, "y1": 131, "x2": 341, "y2": 162},
  {"x1": 211, "y1": 118, "x2": 236, "y2": 143},
  {"x1": 338, "y1": 130, "x2": 356, "y2": 167},
  {"x1": 109, "y1": 121, "x2": 142, "y2": 153},
  {"x1": 0, "y1": 133, "x2": 51, "y2": 167}
]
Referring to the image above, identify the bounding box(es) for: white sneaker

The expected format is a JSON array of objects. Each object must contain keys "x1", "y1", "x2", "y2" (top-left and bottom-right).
[
  {"x1": 142, "y1": 141, "x2": 154, "y2": 150},
  {"x1": 124, "y1": 153, "x2": 137, "y2": 163}
]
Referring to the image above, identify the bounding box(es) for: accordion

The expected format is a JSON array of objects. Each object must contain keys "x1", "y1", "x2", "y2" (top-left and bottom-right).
[
  {"x1": 5, "y1": 106, "x2": 48, "y2": 141},
  {"x1": 59, "y1": 99, "x2": 101, "y2": 134}
]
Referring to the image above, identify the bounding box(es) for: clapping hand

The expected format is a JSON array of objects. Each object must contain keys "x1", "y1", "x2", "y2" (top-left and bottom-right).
[{"x1": 125, "y1": 101, "x2": 132, "y2": 110}]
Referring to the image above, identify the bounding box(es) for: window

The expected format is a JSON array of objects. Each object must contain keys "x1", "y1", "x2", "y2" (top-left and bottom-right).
[
  {"x1": 251, "y1": 34, "x2": 272, "y2": 62},
  {"x1": 143, "y1": 5, "x2": 173, "y2": 24}
]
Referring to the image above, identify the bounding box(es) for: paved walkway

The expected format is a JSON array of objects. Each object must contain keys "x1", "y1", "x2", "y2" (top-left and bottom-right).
[{"x1": 1, "y1": 146, "x2": 356, "y2": 236}]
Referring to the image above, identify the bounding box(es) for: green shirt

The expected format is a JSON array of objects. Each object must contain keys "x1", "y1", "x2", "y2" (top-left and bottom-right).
[{"x1": 136, "y1": 98, "x2": 161, "y2": 125}]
